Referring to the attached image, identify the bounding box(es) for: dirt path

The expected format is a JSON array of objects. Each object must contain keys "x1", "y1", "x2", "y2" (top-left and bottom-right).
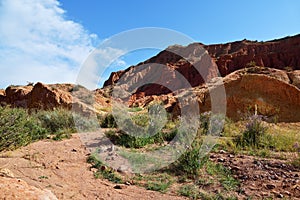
[{"x1": 0, "y1": 134, "x2": 186, "y2": 200}]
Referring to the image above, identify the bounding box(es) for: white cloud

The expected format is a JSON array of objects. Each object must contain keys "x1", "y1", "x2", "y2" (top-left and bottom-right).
[{"x1": 0, "y1": 0, "x2": 100, "y2": 88}]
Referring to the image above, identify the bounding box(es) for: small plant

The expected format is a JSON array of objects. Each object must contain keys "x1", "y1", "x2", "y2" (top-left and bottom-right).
[
  {"x1": 235, "y1": 115, "x2": 268, "y2": 148},
  {"x1": 246, "y1": 61, "x2": 256, "y2": 68},
  {"x1": 133, "y1": 173, "x2": 173, "y2": 193},
  {"x1": 284, "y1": 66, "x2": 294, "y2": 72},
  {"x1": 105, "y1": 129, "x2": 171, "y2": 148},
  {"x1": 178, "y1": 184, "x2": 200, "y2": 199},
  {"x1": 99, "y1": 113, "x2": 117, "y2": 128},
  {"x1": 172, "y1": 141, "x2": 204, "y2": 178},
  {"x1": 128, "y1": 107, "x2": 143, "y2": 112},
  {"x1": 87, "y1": 154, "x2": 123, "y2": 183}
]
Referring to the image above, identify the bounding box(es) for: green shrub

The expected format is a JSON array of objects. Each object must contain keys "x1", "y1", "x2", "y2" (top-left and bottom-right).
[
  {"x1": 172, "y1": 141, "x2": 204, "y2": 178},
  {"x1": 35, "y1": 108, "x2": 97, "y2": 136},
  {"x1": 35, "y1": 108, "x2": 76, "y2": 134},
  {"x1": 99, "y1": 113, "x2": 117, "y2": 128},
  {"x1": 235, "y1": 115, "x2": 268, "y2": 148},
  {"x1": 0, "y1": 106, "x2": 47, "y2": 151}
]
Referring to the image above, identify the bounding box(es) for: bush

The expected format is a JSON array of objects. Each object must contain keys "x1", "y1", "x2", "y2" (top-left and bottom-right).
[
  {"x1": 0, "y1": 106, "x2": 47, "y2": 151},
  {"x1": 35, "y1": 108, "x2": 76, "y2": 134},
  {"x1": 235, "y1": 115, "x2": 268, "y2": 148},
  {"x1": 99, "y1": 113, "x2": 117, "y2": 128}
]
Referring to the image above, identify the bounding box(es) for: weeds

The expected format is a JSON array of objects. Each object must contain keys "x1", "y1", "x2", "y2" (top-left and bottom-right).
[
  {"x1": 99, "y1": 113, "x2": 117, "y2": 128},
  {"x1": 235, "y1": 115, "x2": 268, "y2": 148},
  {"x1": 87, "y1": 154, "x2": 123, "y2": 183}
]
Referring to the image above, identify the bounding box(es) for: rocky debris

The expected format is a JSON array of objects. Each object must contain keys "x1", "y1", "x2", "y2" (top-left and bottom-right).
[
  {"x1": 0, "y1": 177, "x2": 58, "y2": 200},
  {"x1": 210, "y1": 153, "x2": 300, "y2": 199}
]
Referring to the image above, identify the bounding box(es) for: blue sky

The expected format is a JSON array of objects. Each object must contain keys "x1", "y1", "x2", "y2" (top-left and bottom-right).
[{"x1": 0, "y1": 0, "x2": 299, "y2": 88}]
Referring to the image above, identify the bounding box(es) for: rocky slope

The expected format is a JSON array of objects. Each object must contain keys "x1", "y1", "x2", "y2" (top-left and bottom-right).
[
  {"x1": 104, "y1": 34, "x2": 300, "y2": 94},
  {"x1": 103, "y1": 34, "x2": 300, "y2": 122}
]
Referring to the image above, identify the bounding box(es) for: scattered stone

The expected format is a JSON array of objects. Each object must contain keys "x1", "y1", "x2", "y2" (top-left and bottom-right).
[
  {"x1": 71, "y1": 149, "x2": 77, "y2": 152},
  {"x1": 266, "y1": 184, "x2": 276, "y2": 190},
  {"x1": 114, "y1": 184, "x2": 126, "y2": 189},
  {"x1": 217, "y1": 158, "x2": 225, "y2": 163},
  {"x1": 219, "y1": 150, "x2": 226, "y2": 154},
  {"x1": 100, "y1": 165, "x2": 107, "y2": 171},
  {"x1": 210, "y1": 154, "x2": 216, "y2": 159},
  {"x1": 228, "y1": 154, "x2": 234, "y2": 158},
  {"x1": 277, "y1": 193, "x2": 284, "y2": 198},
  {"x1": 117, "y1": 165, "x2": 129, "y2": 173},
  {"x1": 124, "y1": 181, "x2": 131, "y2": 186}
]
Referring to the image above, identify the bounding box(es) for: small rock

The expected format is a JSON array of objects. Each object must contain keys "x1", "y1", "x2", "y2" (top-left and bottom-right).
[
  {"x1": 266, "y1": 184, "x2": 276, "y2": 190},
  {"x1": 277, "y1": 193, "x2": 284, "y2": 198},
  {"x1": 217, "y1": 158, "x2": 225, "y2": 162},
  {"x1": 228, "y1": 154, "x2": 234, "y2": 158},
  {"x1": 124, "y1": 181, "x2": 131, "y2": 186},
  {"x1": 219, "y1": 150, "x2": 226, "y2": 154},
  {"x1": 117, "y1": 165, "x2": 128, "y2": 173},
  {"x1": 71, "y1": 149, "x2": 77, "y2": 152},
  {"x1": 294, "y1": 173, "x2": 299, "y2": 178},
  {"x1": 231, "y1": 166, "x2": 240, "y2": 171},
  {"x1": 114, "y1": 184, "x2": 126, "y2": 189},
  {"x1": 100, "y1": 165, "x2": 107, "y2": 171},
  {"x1": 210, "y1": 154, "x2": 216, "y2": 158},
  {"x1": 283, "y1": 191, "x2": 291, "y2": 196}
]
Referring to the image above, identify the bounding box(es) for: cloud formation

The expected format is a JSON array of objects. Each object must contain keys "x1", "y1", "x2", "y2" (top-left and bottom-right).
[{"x1": 0, "y1": 0, "x2": 98, "y2": 88}]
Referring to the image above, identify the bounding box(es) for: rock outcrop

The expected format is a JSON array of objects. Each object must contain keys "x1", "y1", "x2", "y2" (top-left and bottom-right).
[
  {"x1": 104, "y1": 34, "x2": 300, "y2": 96},
  {"x1": 0, "y1": 169, "x2": 57, "y2": 200},
  {"x1": 200, "y1": 67, "x2": 300, "y2": 122},
  {"x1": 2, "y1": 83, "x2": 72, "y2": 110},
  {"x1": 0, "y1": 177, "x2": 58, "y2": 200}
]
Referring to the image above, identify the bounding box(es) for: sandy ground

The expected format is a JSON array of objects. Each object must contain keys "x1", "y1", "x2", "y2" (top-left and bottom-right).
[{"x1": 0, "y1": 134, "x2": 186, "y2": 200}]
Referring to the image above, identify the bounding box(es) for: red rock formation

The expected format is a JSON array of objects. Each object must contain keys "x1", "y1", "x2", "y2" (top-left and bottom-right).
[
  {"x1": 2, "y1": 83, "x2": 73, "y2": 110},
  {"x1": 104, "y1": 34, "x2": 300, "y2": 97},
  {"x1": 199, "y1": 68, "x2": 300, "y2": 122},
  {"x1": 204, "y1": 35, "x2": 300, "y2": 76}
]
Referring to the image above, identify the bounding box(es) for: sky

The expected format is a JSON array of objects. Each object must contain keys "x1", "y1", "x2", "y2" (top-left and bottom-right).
[{"x1": 0, "y1": 0, "x2": 299, "y2": 88}]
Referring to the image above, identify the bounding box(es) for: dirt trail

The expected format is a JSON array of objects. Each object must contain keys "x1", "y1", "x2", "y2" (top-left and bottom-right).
[{"x1": 0, "y1": 134, "x2": 186, "y2": 200}]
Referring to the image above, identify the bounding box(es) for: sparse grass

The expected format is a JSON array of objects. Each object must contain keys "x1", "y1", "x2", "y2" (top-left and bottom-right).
[
  {"x1": 133, "y1": 173, "x2": 173, "y2": 193},
  {"x1": 105, "y1": 129, "x2": 177, "y2": 149},
  {"x1": 178, "y1": 184, "x2": 200, "y2": 199},
  {"x1": 128, "y1": 107, "x2": 143, "y2": 112},
  {"x1": 87, "y1": 153, "x2": 123, "y2": 183}
]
